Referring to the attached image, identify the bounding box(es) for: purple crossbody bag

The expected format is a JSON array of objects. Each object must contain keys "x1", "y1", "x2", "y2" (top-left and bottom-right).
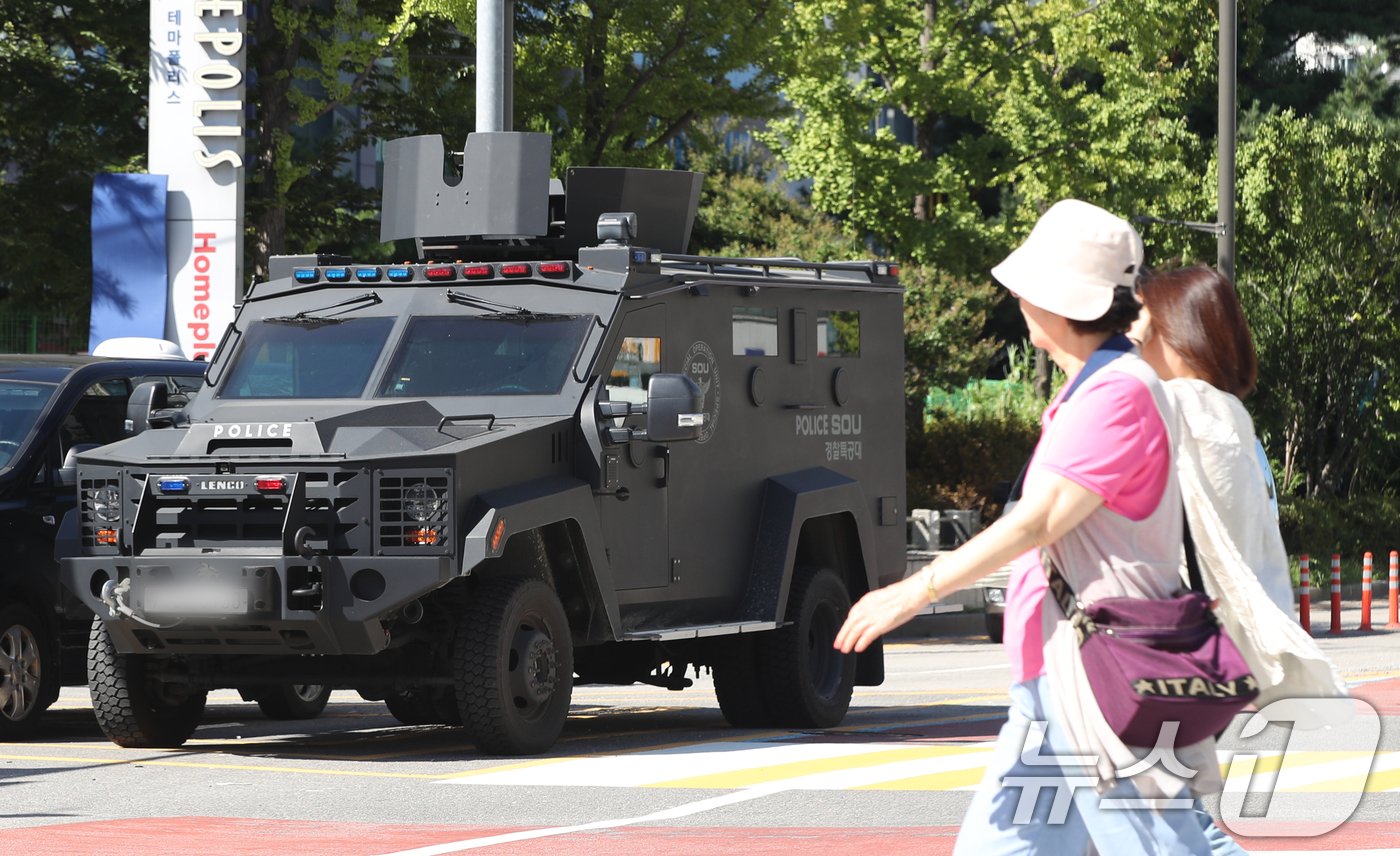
[
  {"x1": 1030, "y1": 337, "x2": 1258, "y2": 748},
  {"x1": 1043, "y1": 534, "x2": 1258, "y2": 748}
]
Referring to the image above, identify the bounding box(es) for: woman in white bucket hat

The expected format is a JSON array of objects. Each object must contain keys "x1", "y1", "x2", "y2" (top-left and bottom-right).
[{"x1": 837, "y1": 200, "x2": 1213, "y2": 854}]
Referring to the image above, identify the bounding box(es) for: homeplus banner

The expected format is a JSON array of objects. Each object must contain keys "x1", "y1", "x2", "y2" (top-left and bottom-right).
[{"x1": 149, "y1": 0, "x2": 245, "y2": 359}]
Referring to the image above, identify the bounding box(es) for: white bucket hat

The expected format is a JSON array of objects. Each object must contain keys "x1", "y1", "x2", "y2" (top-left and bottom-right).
[{"x1": 990, "y1": 199, "x2": 1144, "y2": 321}]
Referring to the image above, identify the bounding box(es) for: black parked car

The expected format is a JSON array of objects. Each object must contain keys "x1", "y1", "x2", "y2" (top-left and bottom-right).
[{"x1": 0, "y1": 353, "x2": 330, "y2": 737}]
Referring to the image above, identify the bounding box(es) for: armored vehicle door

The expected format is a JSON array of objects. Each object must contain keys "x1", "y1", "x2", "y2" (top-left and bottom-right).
[{"x1": 597, "y1": 305, "x2": 671, "y2": 590}]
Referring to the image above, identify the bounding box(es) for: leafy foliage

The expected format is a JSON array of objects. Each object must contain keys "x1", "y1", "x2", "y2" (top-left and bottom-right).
[
  {"x1": 767, "y1": 0, "x2": 1215, "y2": 275},
  {"x1": 1278, "y1": 493, "x2": 1400, "y2": 584},
  {"x1": 901, "y1": 266, "x2": 1000, "y2": 403},
  {"x1": 510, "y1": 1, "x2": 788, "y2": 172},
  {"x1": 687, "y1": 140, "x2": 865, "y2": 262},
  {"x1": 1234, "y1": 110, "x2": 1400, "y2": 497},
  {"x1": 0, "y1": 1, "x2": 149, "y2": 312}
]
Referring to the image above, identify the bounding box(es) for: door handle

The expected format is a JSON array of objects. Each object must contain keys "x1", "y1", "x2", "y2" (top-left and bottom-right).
[{"x1": 655, "y1": 446, "x2": 670, "y2": 488}]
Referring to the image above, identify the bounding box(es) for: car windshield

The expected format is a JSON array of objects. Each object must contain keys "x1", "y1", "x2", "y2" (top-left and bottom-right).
[
  {"x1": 219, "y1": 316, "x2": 396, "y2": 399},
  {"x1": 378, "y1": 315, "x2": 593, "y2": 397},
  {"x1": 0, "y1": 381, "x2": 56, "y2": 468}
]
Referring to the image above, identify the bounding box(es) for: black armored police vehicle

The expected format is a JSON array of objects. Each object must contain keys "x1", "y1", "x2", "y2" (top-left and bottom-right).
[{"x1": 59, "y1": 130, "x2": 907, "y2": 755}]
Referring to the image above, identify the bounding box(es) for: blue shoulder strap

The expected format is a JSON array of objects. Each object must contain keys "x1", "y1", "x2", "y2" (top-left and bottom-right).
[
  {"x1": 1004, "y1": 333, "x2": 1136, "y2": 507},
  {"x1": 1060, "y1": 333, "x2": 1135, "y2": 402}
]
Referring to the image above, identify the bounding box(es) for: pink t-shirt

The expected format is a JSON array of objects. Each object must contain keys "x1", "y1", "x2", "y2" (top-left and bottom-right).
[{"x1": 1004, "y1": 370, "x2": 1171, "y2": 682}]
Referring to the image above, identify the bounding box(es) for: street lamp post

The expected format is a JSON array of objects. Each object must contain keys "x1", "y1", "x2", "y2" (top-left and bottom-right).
[{"x1": 1218, "y1": 0, "x2": 1237, "y2": 282}]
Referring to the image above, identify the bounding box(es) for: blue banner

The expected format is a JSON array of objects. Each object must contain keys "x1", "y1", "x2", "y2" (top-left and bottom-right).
[{"x1": 90, "y1": 173, "x2": 169, "y2": 351}]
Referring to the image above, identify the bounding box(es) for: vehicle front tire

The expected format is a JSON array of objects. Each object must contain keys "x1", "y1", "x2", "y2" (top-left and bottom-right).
[
  {"x1": 87, "y1": 618, "x2": 206, "y2": 748},
  {"x1": 253, "y1": 684, "x2": 331, "y2": 720},
  {"x1": 757, "y1": 567, "x2": 856, "y2": 729},
  {"x1": 452, "y1": 577, "x2": 573, "y2": 755},
  {"x1": 0, "y1": 603, "x2": 59, "y2": 739},
  {"x1": 984, "y1": 612, "x2": 1004, "y2": 645}
]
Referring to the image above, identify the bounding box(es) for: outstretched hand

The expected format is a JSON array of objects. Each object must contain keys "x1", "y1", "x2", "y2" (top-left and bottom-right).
[{"x1": 834, "y1": 573, "x2": 930, "y2": 654}]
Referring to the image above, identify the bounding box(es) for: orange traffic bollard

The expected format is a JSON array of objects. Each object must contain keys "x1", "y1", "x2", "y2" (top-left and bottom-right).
[
  {"x1": 1300, "y1": 554, "x2": 1311, "y2": 635},
  {"x1": 1330, "y1": 554, "x2": 1343, "y2": 635},
  {"x1": 1389, "y1": 551, "x2": 1400, "y2": 630},
  {"x1": 1362, "y1": 551, "x2": 1373, "y2": 632}
]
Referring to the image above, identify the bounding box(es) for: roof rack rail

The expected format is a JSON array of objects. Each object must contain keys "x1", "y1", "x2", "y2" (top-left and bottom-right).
[{"x1": 653, "y1": 253, "x2": 899, "y2": 283}]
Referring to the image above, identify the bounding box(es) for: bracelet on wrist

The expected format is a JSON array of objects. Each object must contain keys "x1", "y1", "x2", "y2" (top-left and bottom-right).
[{"x1": 924, "y1": 566, "x2": 940, "y2": 604}]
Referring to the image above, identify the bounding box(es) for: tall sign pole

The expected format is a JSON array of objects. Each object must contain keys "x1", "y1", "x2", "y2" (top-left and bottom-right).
[
  {"x1": 1218, "y1": 0, "x2": 1237, "y2": 282},
  {"x1": 476, "y1": 0, "x2": 514, "y2": 132},
  {"x1": 148, "y1": 0, "x2": 246, "y2": 359}
]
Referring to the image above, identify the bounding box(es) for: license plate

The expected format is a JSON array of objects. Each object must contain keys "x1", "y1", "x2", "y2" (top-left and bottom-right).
[{"x1": 143, "y1": 585, "x2": 249, "y2": 616}]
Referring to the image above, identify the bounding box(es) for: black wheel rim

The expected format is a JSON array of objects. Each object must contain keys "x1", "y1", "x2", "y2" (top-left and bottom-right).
[
  {"x1": 508, "y1": 617, "x2": 557, "y2": 717},
  {"x1": 291, "y1": 684, "x2": 325, "y2": 703}
]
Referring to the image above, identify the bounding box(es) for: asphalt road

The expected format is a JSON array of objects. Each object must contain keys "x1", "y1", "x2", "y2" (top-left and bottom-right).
[{"x1": 4, "y1": 620, "x2": 1400, "y2": 855}]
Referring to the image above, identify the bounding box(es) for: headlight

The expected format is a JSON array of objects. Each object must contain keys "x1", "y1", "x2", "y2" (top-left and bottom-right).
[
  {"x1": 92, "y1": 486, "x2": 121, "y2": 523},
  {"x1": 403, "y1": 484, "x2": 442, "y2": 522}
]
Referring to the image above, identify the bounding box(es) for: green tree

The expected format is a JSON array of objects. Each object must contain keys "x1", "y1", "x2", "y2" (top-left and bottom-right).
[
  {"x1": 1235, "y1": 110, "x2": 1400, "y2": 497},
  {"x1": 768, "y1": 0, "x2": 1215, "y2": 276},
  {"x1": 0, "y1": 1, "x2": 149, "y2": 314},
  {"x1": 246, "y1": 0, "x2": 431, "y2": 279},
  {"x1": 510, "y1": 1, "x2": 787, "y2": 171},
  {"x1": 686, "y1": 136, "x2": 864, "y2": 261}
]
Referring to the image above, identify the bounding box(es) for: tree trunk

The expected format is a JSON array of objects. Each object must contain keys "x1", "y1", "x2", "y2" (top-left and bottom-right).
[
  {"x1": 1034, "y1": 348, "x2": 1051, "y2": 399},
  {"x1": 912, "y1": 0, "x2": 937, "y2": 222},
  {"x1": 581, "y1": 2, "x2": 614, "y2": 166},
  {"x1": 248, "y1": 1, "x2": 306, "y2": 282}
]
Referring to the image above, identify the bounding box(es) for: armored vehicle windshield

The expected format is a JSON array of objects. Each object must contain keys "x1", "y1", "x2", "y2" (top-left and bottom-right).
[
  {"x1": 379, "y1": 314, "x2": 594, "y2": 397},
  {"x1": 218, "y1": 312, "x2": 595, "y2": 400}
]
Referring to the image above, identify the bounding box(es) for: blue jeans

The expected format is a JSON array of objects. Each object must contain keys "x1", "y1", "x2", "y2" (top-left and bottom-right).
[
  {"x1": 952, "y1": 676, "x2": 1211, "y2": 856},
  {"x1": 1197, "y1": 802, "x2": 1248, "y2": 855}
]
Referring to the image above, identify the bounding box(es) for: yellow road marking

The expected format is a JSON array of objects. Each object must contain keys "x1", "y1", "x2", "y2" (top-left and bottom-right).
[
  {"x1": 859, "y1": 766, "x2": 986, "y2": 791},
  {"x1": 0, "y1": 753, "x2": 455, "y2": 779},
  {"x1": 647, "y1": 744, "x2": 985, "y2": 790}
]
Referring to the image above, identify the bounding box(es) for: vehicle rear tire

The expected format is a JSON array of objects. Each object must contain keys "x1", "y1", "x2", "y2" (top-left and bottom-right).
[
  {"x1": 452, "y1": 577, "x2": 573, "y2": 755},
  {"x1": 253, "y1": 684, "x2": 331, "y2": 720},
  {"x1": 386, "y1": 686, "x2": 462, "y2": 726},
  {"x1": 0, "y1": 603, "x2": 58, "y2": 739},
  {"x1": 711, "y1": 635, "x2": 773, "y2": 728},
  {"x1": 757, "y1": 567, "x2": 856, "y2": 729},
  {"x1": 984, "y1": 612, "x2": 1004, "y2": 644},
  {"x1": 87, "y1": 619, "x2": 206, "y2": 748}
]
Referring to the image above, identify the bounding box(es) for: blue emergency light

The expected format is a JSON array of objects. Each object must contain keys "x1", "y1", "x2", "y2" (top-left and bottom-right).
[
  {"x1": 293, "y1": 268, "x2": 318, "y2": 284},
  {"x1": 386, "y1": 266, "x2": 414, "y2": 282},
  {"x1": 323, "y1": 267, "x2": 352, "y2": 283},
  {"x1": 355, "y1": 267, "x2": 382, "y2": 282},
  {"x1": 158, "y1": 477, "x2": 190, "y2": 493}
]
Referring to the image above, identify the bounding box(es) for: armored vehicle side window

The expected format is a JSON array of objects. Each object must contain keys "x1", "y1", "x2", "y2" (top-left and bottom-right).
[
  {"x1": 817, "y1": 310, "x2": 860, "y2": 358},
  {"x1": 0, "y1": 381, "x2": 55, "y2": 469},
  {"x1": 732, "y1": 307, "x2": 778, "y2": 356},
  {"x1": 220, "y1": 317, "x2": 394, "y2": 399},
  {"x1": 379, "y1": 315, "x2": 593, "y2": 397},
  {"x1": 608, "y1": 337, "x2": 660, "y2": 404}
]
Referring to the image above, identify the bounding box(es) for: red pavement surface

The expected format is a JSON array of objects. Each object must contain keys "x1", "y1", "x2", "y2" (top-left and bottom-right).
[
  {"x1": 1351, "y1": 677, "x2": 1400, "y2": 716},
  {"x1": 9, "y1": 817, "x2": 1400, "y2": 855}
]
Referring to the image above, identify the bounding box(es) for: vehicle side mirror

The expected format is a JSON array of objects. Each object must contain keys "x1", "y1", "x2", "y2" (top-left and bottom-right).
[
  {"x1": 125, "y1": 381, "x2": 170, "y2": 437},
  {"x1": 644, "y1": 373, "x2": 704, "y2": 443},
  {"x1": 58, "y1": 443, "x2": 100, "y2": 489}
]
